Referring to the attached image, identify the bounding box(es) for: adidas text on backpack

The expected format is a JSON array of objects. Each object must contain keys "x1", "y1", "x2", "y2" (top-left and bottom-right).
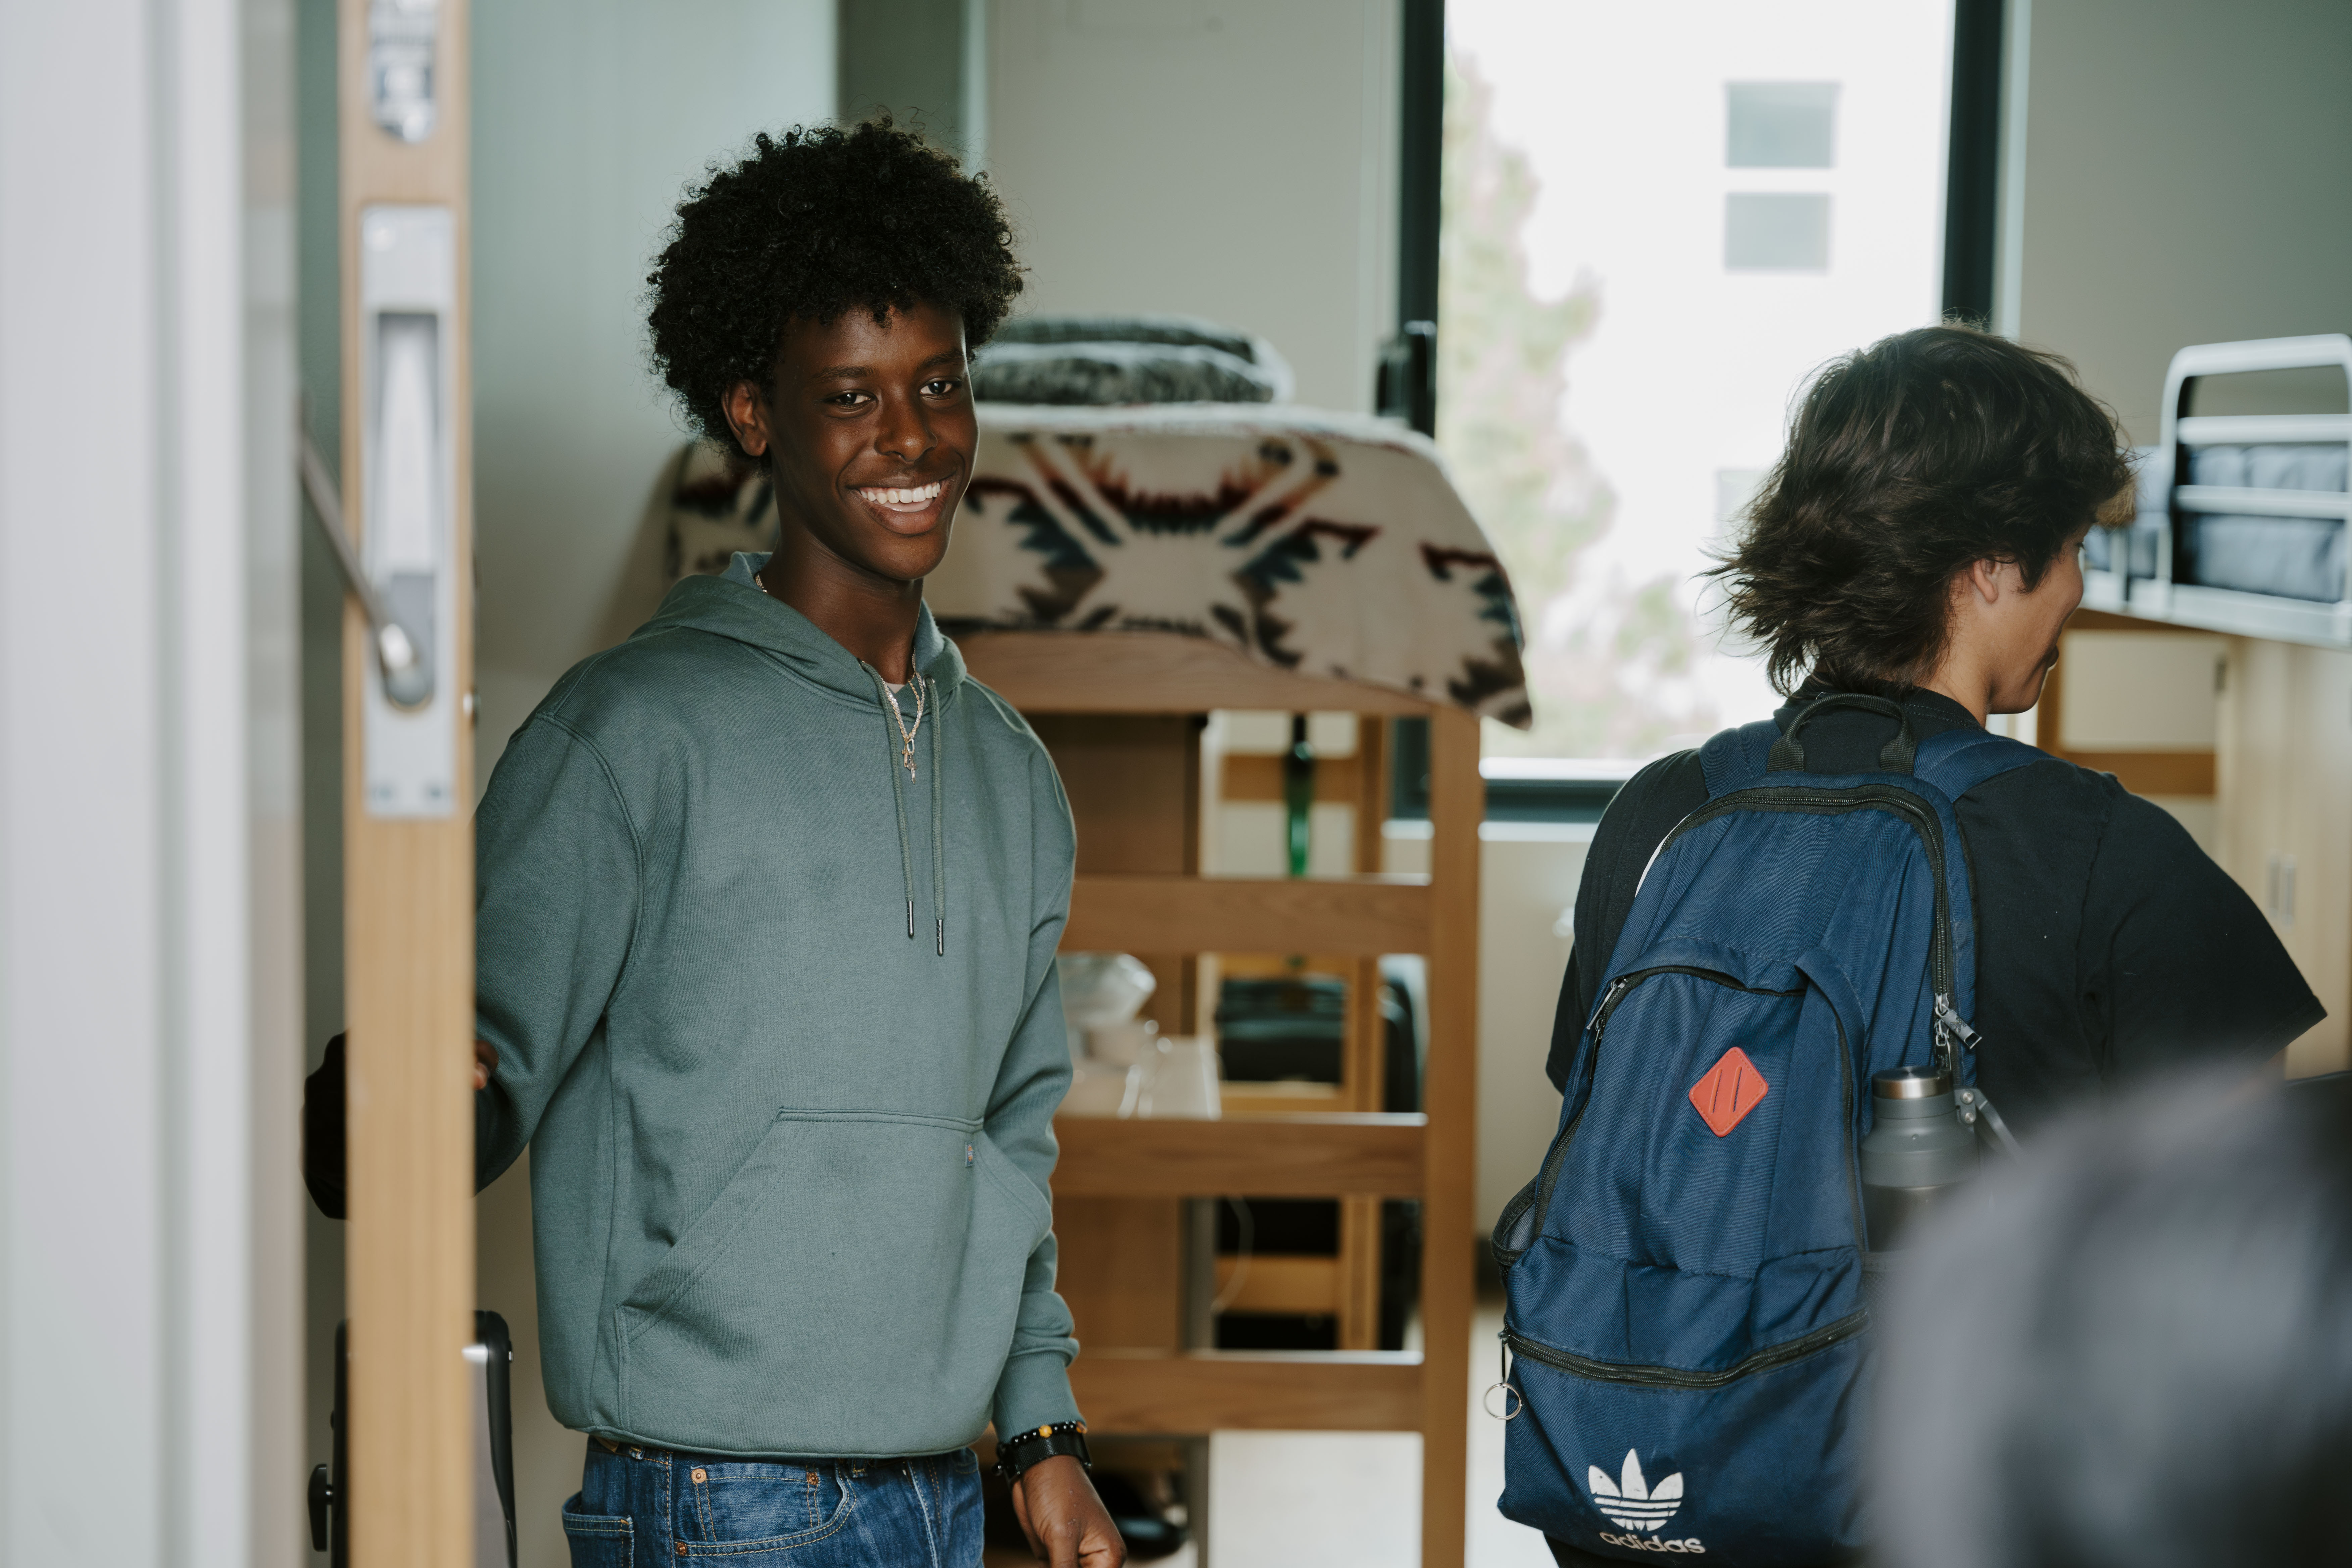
[{"x1": 1490, "y1": 697, "x2": 2037, "y2": 1564}]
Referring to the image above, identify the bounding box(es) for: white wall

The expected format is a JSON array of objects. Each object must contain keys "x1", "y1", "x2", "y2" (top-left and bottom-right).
[
  {"x1": 985, "y1": 0, "x2": 1401, "y2": 411},
  {"x1": 2008, "y1": 0, "x2": 2352, "y2": 441},
  {"x1": 471, "y1": 0, "x2": 837, "y2": 773},
  {"x1": 1472, "y1": 829, "x2": 1582, "y2": 1232},
  {"x1": 0, "y1": 1, "x2": 303, "y2": 1564}
]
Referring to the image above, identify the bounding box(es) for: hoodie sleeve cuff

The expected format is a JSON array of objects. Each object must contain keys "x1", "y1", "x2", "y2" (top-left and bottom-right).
[{"x1": 991, "y1": 1349, "x2": 1083, "y2": 1441}]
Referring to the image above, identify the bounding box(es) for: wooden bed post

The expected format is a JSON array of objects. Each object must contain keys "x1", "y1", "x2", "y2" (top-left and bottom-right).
[{"x1": 1421, "y1": 704, "x2": 1483, "y2": 1567}]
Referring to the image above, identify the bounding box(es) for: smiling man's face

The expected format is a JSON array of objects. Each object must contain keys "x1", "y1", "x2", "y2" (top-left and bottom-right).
[{"x1": 725, "y1": 300, "x2": 974, "y2": 585}]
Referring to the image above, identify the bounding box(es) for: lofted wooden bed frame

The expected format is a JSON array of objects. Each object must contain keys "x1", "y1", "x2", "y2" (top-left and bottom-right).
[{"x1": 959, "y1": 629, "x2": 1484, "y2": 1567}]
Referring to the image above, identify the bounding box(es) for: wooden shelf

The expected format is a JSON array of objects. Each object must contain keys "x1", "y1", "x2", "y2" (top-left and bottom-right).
[
  {"x1": 1053, "y1": 1113, "x2": 1425, "y2": 1198},
  {"x1": 978, "y1": 637, "x2": 1484, "y2": 1565},
  {"x1": 1069, "y1": 1352, "x2": 1424, "y2": 1433},
  {"x1": 1217, "y1": 1080, "x2": 1347, "y2": 1116},
  {"x1": 1213, "y1": 1255, "x2": 1343, "y2": 1316},
  {"x1": 1221, "y1": 751, "x2": 1369, "y2": 803},
  {"x1": 2046, "y1": 612, "x2": 2221, "y2": 799},
  {"x1": 959, "y1": 629, "x2": 1434, "y2": 716},
  {"x1": 2052, "y1": 747, "x2": 2216, "y2": 795},
  {"x1": 1065, "y1": 873, "x2": 1431, "y2": 956}
]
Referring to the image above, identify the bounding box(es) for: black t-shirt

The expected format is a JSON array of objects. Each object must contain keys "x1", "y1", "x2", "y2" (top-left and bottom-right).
[{"x1": 1545, "y1": 687, "x2": 2323, "y2": 1130}]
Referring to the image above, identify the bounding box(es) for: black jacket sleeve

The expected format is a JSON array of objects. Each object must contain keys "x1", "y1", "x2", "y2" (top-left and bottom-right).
[
  {"x1": 300, "y1": 1035, "x2": 348, "y2": 1219},
  {"x1": 301, "y1": 1035, "x2": 518, "y2": 1220},
  {"x1": 2085, "y1": 791, "x2": 2324, "y2": 1077},
  {"x1": 1544, "y1": 750, "x2": 1709, "y2": 1092},
  {"x1": 1545, "y1": 949, "x2": 1586, "y2": 1095}
]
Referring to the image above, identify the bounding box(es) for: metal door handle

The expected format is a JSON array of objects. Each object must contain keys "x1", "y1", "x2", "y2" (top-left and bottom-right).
[{"x1": 298, "y1": 419, "x2": 432, "y2": 708}]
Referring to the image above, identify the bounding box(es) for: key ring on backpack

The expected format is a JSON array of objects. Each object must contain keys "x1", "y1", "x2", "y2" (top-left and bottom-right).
[{"x1": 1484, "y1": 1340, "x2": 1522, "y2": 1420}]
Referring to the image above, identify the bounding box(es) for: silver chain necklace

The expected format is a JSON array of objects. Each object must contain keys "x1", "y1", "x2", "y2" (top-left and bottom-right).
[
  {"x1": 758, "y1": 567, "x2": 926, "y2": 780},
  {"x1": 887, "y1": 675, "x2": 926, "y2": 780}
]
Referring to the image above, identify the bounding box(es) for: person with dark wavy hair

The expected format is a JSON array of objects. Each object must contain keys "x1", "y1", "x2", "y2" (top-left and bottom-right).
[
  {"x1": 1714, "y1": 325, "x2": 2134, "y2": 698},
  {"x1": 306, "y1": 119, "x2": 1127, "y2": 1565},
  {"x1": 1534, "y1": 323, "x2": 2319, "y2": 1568}
]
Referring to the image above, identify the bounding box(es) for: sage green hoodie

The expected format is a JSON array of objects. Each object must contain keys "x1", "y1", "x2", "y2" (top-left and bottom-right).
[{"x1": 473, "y1": 551, "x2": 1081, "y2": 1458}]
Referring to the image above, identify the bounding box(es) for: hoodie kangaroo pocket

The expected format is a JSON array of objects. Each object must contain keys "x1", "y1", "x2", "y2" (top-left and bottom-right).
[{"x1": 614, "y1": 1110, "x2": 1050, "y2": 1456}]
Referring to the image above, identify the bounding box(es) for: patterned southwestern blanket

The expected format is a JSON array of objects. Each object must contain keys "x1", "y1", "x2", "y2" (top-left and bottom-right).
[{"x1": 660, "y1": 404, "x2": 1530, "y2": 727}]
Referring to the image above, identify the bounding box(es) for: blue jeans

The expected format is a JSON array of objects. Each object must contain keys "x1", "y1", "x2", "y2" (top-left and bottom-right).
[{"x1": 563, "y1": 1438, "x2": 984, "y2": 1566}]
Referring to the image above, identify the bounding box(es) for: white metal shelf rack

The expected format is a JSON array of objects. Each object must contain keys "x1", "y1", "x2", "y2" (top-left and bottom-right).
[{"x1": 2086, "y1": 334, "x2": 2352, "y2": 647}]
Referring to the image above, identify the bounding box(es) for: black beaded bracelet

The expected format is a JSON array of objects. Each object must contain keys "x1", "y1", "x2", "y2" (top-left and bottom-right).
[{"x1": 995, "y1": 1420, "x2": 1091, "y2": 1483}]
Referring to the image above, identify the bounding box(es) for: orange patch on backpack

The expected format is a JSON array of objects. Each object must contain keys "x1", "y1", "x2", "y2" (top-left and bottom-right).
[{"x1": 1690, "y1": 1047, "x2": 1770, "y2": 1136}]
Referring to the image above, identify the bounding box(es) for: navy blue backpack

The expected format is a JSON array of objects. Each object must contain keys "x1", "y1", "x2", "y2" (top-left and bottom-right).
[{"x1": 1492, "y1": 696, "x2": 2039, "y2": 1564}]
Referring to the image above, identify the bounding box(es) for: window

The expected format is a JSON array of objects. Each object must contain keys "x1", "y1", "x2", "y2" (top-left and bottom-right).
[
  {"x1": 1724, "y1": 192, "x2": 1831, "y2": 270},
  {"x1": 1441, "y1": 1, "x2": 1954, "y2": 758},
  {"x1": 1714, "y1": 469, "x2": 1768, "y2": 532},
  {"x1": 1725, "y1": 81, "x2": 1839, "y2": 167}
]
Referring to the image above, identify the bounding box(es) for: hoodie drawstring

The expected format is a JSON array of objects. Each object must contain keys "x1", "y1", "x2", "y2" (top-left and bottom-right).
[
  {"x1": 930, "y1": 693, "x2": 946, "y2": 956},
  {"x1": 869, "y1": 665, "x2": 945, "y2": 957}
]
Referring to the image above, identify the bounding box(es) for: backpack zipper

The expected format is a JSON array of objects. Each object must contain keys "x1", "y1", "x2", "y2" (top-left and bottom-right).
[
  {"x1": 1651, "y1": 785, "x2": 1980, "y2": 1069},
  {"x1": 1491, "y1": 965, "x2": 1803, "y2": 1267},
  {"x1": 1502, "y1": 1308, "x2": 1867, "y2": 1391},
  {"x1": 1595, "y1": 966, "x2": 1802, "y2": 1039},
  {"x1": 1831, "y1": 1008, "x2": 1863, "y2": 1250}
]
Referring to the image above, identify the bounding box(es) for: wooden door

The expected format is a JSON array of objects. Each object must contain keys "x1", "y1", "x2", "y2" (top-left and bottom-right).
[
  {"x1": 2268, "y1": 644, "x2": 2352, "y2": 1075},
  {"x1": 337, "y1": 0, "x2": 480, "y2": 1560},
  {"x1": 2216, "y1": 637, "x2": 2352, "y2": 1075}
]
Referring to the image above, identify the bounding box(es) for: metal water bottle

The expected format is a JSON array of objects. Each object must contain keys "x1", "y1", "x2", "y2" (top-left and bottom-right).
[{"x1": 1860, "y1": 1065, "x2": 1978, "y2": 1248}]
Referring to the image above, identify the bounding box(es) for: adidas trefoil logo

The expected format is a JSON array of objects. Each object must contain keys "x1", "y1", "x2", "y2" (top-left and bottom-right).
[
  {"x1": 1589, "y1": 1449, "x2": 1704, "y2": 1554},
  {"x1": 1589, "y1": 1448, "x2": 1682, "y2": 1533}
]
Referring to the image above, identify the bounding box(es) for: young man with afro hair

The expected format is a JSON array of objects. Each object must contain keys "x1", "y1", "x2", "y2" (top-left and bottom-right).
[{"x1": 473, "y1": 121, "x2": 1119, "y2": 1565}]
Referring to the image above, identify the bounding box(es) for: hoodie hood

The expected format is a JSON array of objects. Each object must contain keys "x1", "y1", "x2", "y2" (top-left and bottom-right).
[
  {"x1": 640, "y1": 551, "x2": 965, "y2": 954},
  {"x1": 634, "y1": 550, "x2": 968, "y2": 706}
]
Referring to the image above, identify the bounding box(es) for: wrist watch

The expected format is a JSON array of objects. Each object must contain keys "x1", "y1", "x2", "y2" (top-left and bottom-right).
[{"x1": 995, "y1": 1420, "x2": 1091, "y2": 1483}]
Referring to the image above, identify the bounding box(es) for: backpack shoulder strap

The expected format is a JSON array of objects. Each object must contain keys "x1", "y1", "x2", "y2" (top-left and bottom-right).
[
  {"x1": 1697, "y1": 718, "x2": 1782, "y2": 797},
  {"x1": 1698, "y1": 715, "x2": 2042, "y2": 801},
  {"x1": 1912, "y1": 727, "x2": 2046, "y2": 802}
]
